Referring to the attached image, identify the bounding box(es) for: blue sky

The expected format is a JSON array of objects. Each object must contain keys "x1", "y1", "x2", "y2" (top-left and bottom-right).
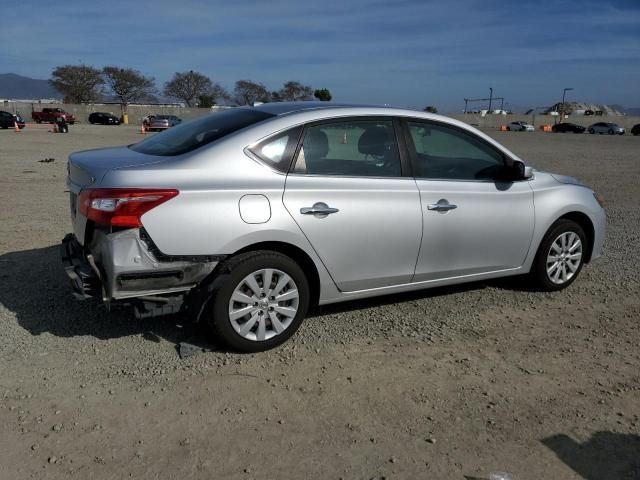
[{"x1": 1, "y1": 0, "x2": 639, "y2": 111}]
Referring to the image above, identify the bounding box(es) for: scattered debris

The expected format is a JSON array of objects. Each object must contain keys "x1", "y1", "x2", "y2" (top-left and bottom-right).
[
  {"x1": 177, "y1": 341, "x2": 201, "y2": 359},
  {"x1": 39, "y1": 158, "x2": 55, "y2": 163}
]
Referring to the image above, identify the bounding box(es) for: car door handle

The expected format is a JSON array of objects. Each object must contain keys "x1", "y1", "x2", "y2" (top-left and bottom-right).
[
  {"x1": 300, "y1": 202, "x2": 339, "y2": 215},
  {"x1": 427, "y1": 200, "x2": 458, "y2": 212}
]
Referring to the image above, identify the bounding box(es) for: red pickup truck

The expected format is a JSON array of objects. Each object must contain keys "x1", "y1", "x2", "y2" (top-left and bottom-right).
[{"x1": 32, "y1": 108, "x2": 76, "y2": 124}]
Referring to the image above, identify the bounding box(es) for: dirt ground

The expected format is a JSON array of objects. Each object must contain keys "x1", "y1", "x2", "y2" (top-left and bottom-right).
[{"x1": 0, "y1": 123, "x2": 639, "y2": 479}]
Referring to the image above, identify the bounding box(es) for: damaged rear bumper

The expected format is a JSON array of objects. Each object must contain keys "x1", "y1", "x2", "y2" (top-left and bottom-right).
[{"x1": 61, "y1": 230, "x2": 223, "y2": 316}]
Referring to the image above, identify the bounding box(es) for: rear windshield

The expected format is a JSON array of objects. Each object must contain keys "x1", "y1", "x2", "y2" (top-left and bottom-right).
[{"x1": 130, "y1": 109, "x2": 275, "y2": 156}]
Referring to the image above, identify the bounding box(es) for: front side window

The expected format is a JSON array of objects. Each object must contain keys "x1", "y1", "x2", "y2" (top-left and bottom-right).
[
  {"x1": 408, "y1": 121, "x2": 504, "y2": 180},
  {"x1": 292, "y1": 120, "x2": 401, "y2": 177}
]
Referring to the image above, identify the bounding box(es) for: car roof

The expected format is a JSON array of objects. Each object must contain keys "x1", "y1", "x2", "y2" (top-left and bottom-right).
[{"x1": 252, "y1": 101, "x2": 396, "y2": 116}]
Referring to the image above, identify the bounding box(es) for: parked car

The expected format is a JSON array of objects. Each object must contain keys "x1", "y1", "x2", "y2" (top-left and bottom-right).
[
  {"x1": 587, "y1": 122, "x2": 625, "y2": 135},
  {"x1": 32, "y1": 108, "x2": 76, "y2": 124},
  {"x1": 62, "y1": 103, "x2": 606, "y2": 352},
  {"x1": 552, "y1": 123, "x2": 585, "y2": 134},
  {"x1": 0, "y1": 110, "x2": 25, "y2": 129},
  {"x1": 507, "y1": 121, "x2": 535, "y2": 132},
  {"x1": 630, "y1": 124, "x2": 640, "y2": 136},
  {"x1": 89, "y1": 112, "x2": 121, "y2": 125},
  {"x1": 147, "y1": 115, "x2": 182, "y2": 132}
]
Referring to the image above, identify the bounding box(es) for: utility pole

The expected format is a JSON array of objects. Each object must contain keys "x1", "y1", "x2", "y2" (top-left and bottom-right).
[
  {"x1": 560, "y1": 87, "x2": 574, "y2": 122},
  {"x1": 488, "y1": 87, "x2": 493, "y2": 112}
]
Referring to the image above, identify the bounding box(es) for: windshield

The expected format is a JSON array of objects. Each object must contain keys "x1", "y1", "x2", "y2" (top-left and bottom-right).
[{"x1": 130, "y1": 109, "x2": 275, "y2": 156}]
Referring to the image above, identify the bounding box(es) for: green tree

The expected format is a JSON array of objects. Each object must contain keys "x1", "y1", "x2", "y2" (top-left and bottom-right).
[
  {"x1": 274, "y1": 81, "x2": 314, "y2": 101},
  {"x1": 314, "y1": 88, "x2": 332, "y2": 101},
  {"x1": 197, "y1": 94, "x2": 215, "y2": 108},
  {"x1": 50, "y1": 64, "x2": 104, "y2": 103},
  {"x1": 102, "y1": 66, "x2": 157, "y2": 113},
  {"x1": 424, "y1": 105, "x2": 438, "y2": 113}
]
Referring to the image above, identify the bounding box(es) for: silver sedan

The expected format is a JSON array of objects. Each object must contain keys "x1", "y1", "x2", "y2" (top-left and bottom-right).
[
  {"x1": 587, "y1": 122, "x2": 625, "y2": 135},
  {"x1": 62, "y1": 103, "x2": 606, "y2": 351}
]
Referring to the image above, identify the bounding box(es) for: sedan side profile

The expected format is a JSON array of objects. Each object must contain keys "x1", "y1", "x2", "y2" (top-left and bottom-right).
[
  {"x1": 552, "y1": 123, "x2": 585, "y2": 134},
  {"x1": 588, "y1": 122, "x2": 625, "y2": 135},
  {"x1": 0, "y1": 110, "x2": 25, "y2": 129},
  {"x1": 62, "y1": 103, "x2": 606, "y2": 352},
  {"x1": 507, "y1": 121, "x2": 535, "y2": 132},
  {"x1": 89, "y1": 112, "x2": 121, "y2": 125},
  {"x1": 147, "y1": 115, "x2": 182, "y2": 132}
]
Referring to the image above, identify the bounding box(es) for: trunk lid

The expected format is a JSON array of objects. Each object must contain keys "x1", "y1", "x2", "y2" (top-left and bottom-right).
[{"x1": 67, "y1": 146, "x2": 170, "y2": 244}]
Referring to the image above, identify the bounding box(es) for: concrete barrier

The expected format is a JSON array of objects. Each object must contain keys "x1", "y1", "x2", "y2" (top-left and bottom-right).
[{"x1": 2, "y1": 101, "x2": 639, "y2": 130}]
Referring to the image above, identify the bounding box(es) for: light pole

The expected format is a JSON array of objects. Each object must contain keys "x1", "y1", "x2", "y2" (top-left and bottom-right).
[
  {"x1": 561, "y1": 87, "x2": 573, "y2": 121},
  {"x1": 488, "y1": 87, "x2": 493, "y2": 113}
]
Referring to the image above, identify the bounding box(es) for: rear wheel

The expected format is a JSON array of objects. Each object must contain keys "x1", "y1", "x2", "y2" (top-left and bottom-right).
[
  {"x1": 530, "y1": 219, "x2": 586, "y2": 291},
  {"x1": 588, "y1": 128, "x2": 594, "y2": 134},
  {"x1": 206, "y1": 251, "x2": 310, "y2": 352}
]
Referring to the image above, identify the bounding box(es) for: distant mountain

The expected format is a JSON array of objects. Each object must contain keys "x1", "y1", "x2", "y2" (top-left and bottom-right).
[
  {"x1": 0, "y1": 73, "x2": 61, "y2": 99},
  {"x1": 623, "y1": 107, "x2": 640, "y2": 116}
]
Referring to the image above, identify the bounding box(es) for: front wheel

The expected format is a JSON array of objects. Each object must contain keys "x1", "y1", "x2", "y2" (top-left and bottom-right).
[
  {"x1": 206, "y1": 251, "x2": 310, "y2": 352},
  {"x1": 530, "y1": 219, "x2": 586, "y2": 291},
  {"x1": 608, "y1": 129, "x2": 614, "y2": 135}
]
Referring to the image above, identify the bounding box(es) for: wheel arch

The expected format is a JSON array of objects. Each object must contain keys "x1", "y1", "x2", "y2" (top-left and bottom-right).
[
  {"x1": 231, "y1": 241, "x2": 322, "y2": 307},
  {"x1": 556, "y1": 211, "x2": 595, "y2": 263}
]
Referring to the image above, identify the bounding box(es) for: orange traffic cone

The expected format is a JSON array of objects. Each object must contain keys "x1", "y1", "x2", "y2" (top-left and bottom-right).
[
  {"x1": 140, "y1": 123, "x2": 146, "y2": 135},
  {"x1": 14, "y1": 121, "x2": 21, "y2": 133},
  {"x1": 341, "y1": 132, "x2": 347, "y2": 144}
]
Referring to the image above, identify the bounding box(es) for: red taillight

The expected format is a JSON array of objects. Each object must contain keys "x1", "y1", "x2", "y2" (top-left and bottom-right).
[{"x1": 78, "y1": 188, "x2": 178, "y2": 228}]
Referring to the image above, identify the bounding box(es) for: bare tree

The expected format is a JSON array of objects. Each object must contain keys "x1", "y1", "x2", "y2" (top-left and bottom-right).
[
  {"x1": 102, "y1": 66, "x2": 157, "y2": 113},
  {"x1": 275, "y1": 81, "x2": 314, "y2": 101},
  {"x1": 234, "y1": 80, "x2": 270, "y2": 105},
  {"x1": 163, "y1": 70, "x2": 227, "y2": 107},
  {"x1": 50, "y1": 64, "x2": 104, "y2": 103}
]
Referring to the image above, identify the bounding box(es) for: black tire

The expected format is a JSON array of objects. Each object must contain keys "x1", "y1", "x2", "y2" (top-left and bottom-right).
[
  {"x1": 588, "y1": 128, "x2": 594, "y2": 134},
  {"x1": 608, "y1": 129, "x2": 614, "y2": 135},
  {"x1": 206, "y1": 251, "x2": 310, "y2": 352},
  {"x1": 530, "y1": 219, "x2": 587, "y2": 291}
]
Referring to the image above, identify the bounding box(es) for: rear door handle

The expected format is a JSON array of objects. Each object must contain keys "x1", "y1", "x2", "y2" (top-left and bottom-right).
[
  {"x1": 300, "y1": 202, "x2": 339, "y2": 216},
  {"x1": 427, "y1": 199, "x2": 457, "y2": 212}
]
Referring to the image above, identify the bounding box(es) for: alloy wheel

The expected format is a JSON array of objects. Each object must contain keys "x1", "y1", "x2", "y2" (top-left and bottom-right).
[
  {"x1": 228, "y1": 268, "x2": 299, "y2": 342},
  {"x1": 546, "y1": 232, "x2": 583, "y2": 285}
]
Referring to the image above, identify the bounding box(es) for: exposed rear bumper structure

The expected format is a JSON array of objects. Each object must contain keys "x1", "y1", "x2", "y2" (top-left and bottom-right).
[
  {"x1": 61, "y1": 230, "x2": 222, "y2": 318},
  {"x1": 61, "y1": 233, "x2": 102, "y2": 300}
]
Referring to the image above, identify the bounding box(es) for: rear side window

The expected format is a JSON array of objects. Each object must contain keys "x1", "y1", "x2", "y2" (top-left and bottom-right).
[
  {"x1": 292, "y1": 120, "x2": 402, "y2": 177},
  {"x1": 248, "y1": 127, "x2": 302, "y2": 172},
  {"x1": 130, "y1": 109, "x2": 274, "y2": 156}
]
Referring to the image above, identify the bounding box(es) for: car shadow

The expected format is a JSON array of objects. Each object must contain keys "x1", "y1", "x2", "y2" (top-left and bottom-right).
[
  {"x1": 307, "y1": 275, "x2": 536, "y2": 317},
  {"x1": 1, "y1": 244, "x2": 538, "y2": 349},
  {"x1": 0, "y1": 244, "x2": 218, "y2": 351},
  {"x1": 542, "y1": 432, "x2": 640, "y2": 479}
]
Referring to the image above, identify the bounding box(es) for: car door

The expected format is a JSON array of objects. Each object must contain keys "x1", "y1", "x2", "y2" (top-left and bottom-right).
[
  {"x1": 283, "y1": 117, "x2": 422, "y2": 292},
  {"x1": 404, "y1": 119, "x2": 535, "y2": 281}
]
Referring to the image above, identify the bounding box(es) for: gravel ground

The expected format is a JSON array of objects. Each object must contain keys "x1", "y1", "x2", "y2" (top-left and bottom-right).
[{"x1": 0, "y1": 125, "x2": 639, "y2": 479}]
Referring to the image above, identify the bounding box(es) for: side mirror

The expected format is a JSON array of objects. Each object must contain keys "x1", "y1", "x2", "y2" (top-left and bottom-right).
[
  {"x1": 501, "y1": 160, "x2": 532, "y2": 181},
  {"x1": 511, "y1": 160, "x2": 533, "y2": 180}
]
